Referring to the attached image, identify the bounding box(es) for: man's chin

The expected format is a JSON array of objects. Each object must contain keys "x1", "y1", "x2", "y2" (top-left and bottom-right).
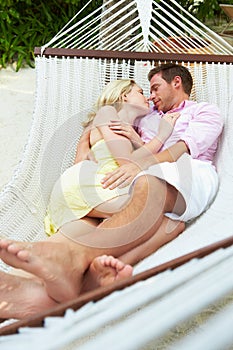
[{"x1": 154, "y1": 103, "x2": 162, "y2": 111}]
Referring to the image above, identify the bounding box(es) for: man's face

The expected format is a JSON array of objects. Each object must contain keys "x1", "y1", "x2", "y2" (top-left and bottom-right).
[{"x1": 149, "y1": 73, "x2": 175, "y2": 112}]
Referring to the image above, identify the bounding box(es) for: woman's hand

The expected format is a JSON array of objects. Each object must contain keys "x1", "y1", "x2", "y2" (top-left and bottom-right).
[
  {"x1": 109, "y1": 121, "x2": 144, "y2": 149},
  {"x1": 101, "y1": 162, "x2": 142, "y2": 189},
  {"x1": 157, "y1": 112, "x2": 180, "y2": 143}
]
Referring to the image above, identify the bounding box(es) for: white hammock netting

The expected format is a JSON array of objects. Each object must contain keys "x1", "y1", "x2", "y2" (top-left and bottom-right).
[
  {"x1": 0, "y1": 0, "x2": 233, "y2": 346},
  {"x1": 0, "y1": 57, "x2": 232, "y2": 252},
  {"x1": 42, "y1": 0, "x2": 233, "y2": 54}
]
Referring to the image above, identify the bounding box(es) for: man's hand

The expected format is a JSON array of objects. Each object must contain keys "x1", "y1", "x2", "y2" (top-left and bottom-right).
[{"x1": 101, "y1": 162, "x2": 142, "y2": 189}]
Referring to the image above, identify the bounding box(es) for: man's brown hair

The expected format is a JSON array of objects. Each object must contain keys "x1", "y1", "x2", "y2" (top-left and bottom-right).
[{"x1": 148, "y1": 63, "x2": 193, "y2": 96}]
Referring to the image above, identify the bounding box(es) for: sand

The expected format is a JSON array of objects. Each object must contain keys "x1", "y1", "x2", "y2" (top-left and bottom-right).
[{"x1": 0, "y1": 66, "x2": 36, "y2": 191}]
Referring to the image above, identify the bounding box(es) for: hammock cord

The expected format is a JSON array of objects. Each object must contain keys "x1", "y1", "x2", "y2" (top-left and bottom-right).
[
  {"x1": 0, "y1": 2, "x2": 233, "y2": 347},
  {"x1": 39, "y1": 0, "x2": 232, "y2": 54}
]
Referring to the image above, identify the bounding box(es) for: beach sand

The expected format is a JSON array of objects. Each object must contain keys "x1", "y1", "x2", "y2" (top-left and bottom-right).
[{"x1": 0, "y1": 66, "x2": 36, "y2": 191}]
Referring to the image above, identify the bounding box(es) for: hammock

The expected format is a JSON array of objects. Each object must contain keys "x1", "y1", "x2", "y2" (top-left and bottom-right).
[{"x1": 0, "y1": 0, "x2": 233, "y2": 347}]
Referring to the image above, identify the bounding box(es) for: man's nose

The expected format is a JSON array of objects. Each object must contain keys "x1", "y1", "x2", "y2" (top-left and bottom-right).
[{"x1": 149, "y1": 93, "x2": 155, "y2": 100}]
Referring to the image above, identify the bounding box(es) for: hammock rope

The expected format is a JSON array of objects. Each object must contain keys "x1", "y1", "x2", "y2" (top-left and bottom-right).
[
  {"x1": 0, "y1": 0, "x2": 232, "y2": 346},
  {"x1": 40, "y1": 0, "x2": 232, "y2": 54}
]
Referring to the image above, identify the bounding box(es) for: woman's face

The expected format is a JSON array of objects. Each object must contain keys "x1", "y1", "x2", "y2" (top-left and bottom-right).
[{"x1": 124, "y1": 84, "x2": 149, "y2": 109}]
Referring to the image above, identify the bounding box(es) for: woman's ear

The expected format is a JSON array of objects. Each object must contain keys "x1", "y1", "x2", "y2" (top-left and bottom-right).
[{"x1": 122, "y1": 93, "x2": 128, "y2": 102}]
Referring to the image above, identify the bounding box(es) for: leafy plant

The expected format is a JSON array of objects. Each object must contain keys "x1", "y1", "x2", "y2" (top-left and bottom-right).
[
  {"x1": 178, "y1": 0, "x2": 233, "y2": 24},
  {"x1": 0, "y1": 0, "x2": 102, "y2": 71},
  {"x1": 0, "y1": 0, "x2": 231, "y2": 71}
]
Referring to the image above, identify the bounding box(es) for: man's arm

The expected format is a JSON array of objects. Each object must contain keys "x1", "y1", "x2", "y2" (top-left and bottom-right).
[
  {"x1": 102, "y1": 140, "x2": 189, "y2": 189},
  {"x1": 179, "y1": 102, "x2": 223, "y2": 159},
  {"x1": 142, "y1": 140, "x2": 188, "y2": 168}
]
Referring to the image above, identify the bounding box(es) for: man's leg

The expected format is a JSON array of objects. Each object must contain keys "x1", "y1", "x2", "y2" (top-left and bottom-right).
[
  {"x1": 0, "y1": 218, "x2": 184, "y2": 319},
  {"x1": 117, "y1": 217, "x2": 185, "y2": 266},
  {"x1": 0, "y1": 175, "x2": 185, "y2": 302},
  {"x1": 84, "y1": 217, "x2": 184, "y2": 289},
  {"x1": 0, "y1": 270, "x2": 57, "y2": 319},
  {"x1": 5, "y1": 217, "x2": 101, "y2": 281}
]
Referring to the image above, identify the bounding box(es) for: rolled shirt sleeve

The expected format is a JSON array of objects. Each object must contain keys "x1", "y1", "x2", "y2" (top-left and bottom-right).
[{"x1": 178, "y1": 102, "x2": 223, "y2": 162}]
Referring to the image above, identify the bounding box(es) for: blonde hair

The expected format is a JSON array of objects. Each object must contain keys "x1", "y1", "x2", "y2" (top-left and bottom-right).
[{"x1": 83, "y1": 79, "x2": 136, "y2": 127}]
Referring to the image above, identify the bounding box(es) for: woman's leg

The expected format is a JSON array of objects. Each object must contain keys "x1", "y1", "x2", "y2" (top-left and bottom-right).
[
  {"x1": 0, "y1": 175, "x2": 185, "y2": 302},
  {"x1": 87, "y1": 193, "x2": 130, "y2": 219},
  {"x1": 59, "y1": 217, "x2": 101, "y2": 240},
  {"x1": 0, "y1": 217, "x2": 184, "y2": 319},
  {"x1": 83, "y1": 217, "x2": 185, "y2": 289},
  {"x1": 81, "y1": 255, "x2": 133, "y2": 292},
  {"x1": 0, "y1": 270, "x2": 57, "y2": 319}
]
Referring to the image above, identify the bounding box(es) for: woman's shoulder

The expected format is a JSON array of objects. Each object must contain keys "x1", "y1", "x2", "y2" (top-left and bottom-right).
[
  {"x1": 94, "y1": 105, "x2": 119, "y2": 126},
  {"x1": 98, "y1": 105, "x2": 117, "y2": 114}
]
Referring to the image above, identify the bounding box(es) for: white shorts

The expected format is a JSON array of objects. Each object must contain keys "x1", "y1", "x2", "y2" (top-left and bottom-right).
[{"x1": 133, "y1": 153, "x2": 219, "y2": 222}]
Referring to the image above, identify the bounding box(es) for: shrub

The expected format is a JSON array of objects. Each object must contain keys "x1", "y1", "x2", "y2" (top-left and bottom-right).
[
  {"x1": 0, "y1": 0, "x2": 102, "y2": 71},
  {"x1": 1, "y1": 0, "x2": 231, "y2": 71}
]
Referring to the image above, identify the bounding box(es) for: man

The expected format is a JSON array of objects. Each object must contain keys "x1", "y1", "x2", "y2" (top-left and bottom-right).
[{"x1": 0, "y1": 64, "x2": 223, "y2": 318}]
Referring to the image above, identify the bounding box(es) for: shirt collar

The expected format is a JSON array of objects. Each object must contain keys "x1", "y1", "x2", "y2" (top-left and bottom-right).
[{"x1": 159, "y1": 100, "x2": 195, "y2": 116}]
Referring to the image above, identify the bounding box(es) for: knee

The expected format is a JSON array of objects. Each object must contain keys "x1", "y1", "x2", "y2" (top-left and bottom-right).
[
  {"x1": 133, "y1": 176, "x2": 149, "y2": 196},
  {"x1": 133, "y1": 175, "x2": 148, "y2": 189},
  {"x1": 134, "y1": 175, "x2": 163, "y2": 190},
  {"x1": 133, "y1": 175, "x2": 164, "y2": 199}
]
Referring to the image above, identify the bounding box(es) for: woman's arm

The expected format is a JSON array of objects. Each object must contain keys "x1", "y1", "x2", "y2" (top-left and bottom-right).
[
  {"x1": 93, "y1": 106, "x2": 135, "y2": 166},
  {"x1": 109, "y1": 112, "x2": 180, "y2": 161},
  {"x1": 94, "y1": 106, "x2": 185, "y2": 190},
  {"x1": 109, "y1": 121, "x2": 144, "y2": 149},
  {"x1": 74, "y1": 127, "x2": 91, "y2": 164},
  {"x1": 133, "y1": 112, "x2": 180, "y2": 159}
]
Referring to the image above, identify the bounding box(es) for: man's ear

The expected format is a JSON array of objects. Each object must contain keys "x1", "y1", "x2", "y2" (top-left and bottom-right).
[{"x1": 173, "y1": 76, "x2": 182, "y2": 87}]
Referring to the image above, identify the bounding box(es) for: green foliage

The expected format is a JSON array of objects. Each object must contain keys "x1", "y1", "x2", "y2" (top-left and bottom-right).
[
  {"x1": 0, "y1": 0, "x2": 102, "y2": 71},
  {"x1": 178, "y1": 0, "x2": 233, "y2": 23},
  {"x1": 191, "y1": 0, "x2": 221, "y2": 23},
  {"x1": 1, "y1": 0, "x2": 231, "y2": 71}
]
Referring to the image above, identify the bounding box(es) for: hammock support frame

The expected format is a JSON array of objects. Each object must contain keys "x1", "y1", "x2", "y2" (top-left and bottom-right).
[
  {"x1": 34, "y1": 47, "x2": 233, "y2": 63},
  {"x1": 1, "y1": 234, "x2": 233, "y2": 336}
]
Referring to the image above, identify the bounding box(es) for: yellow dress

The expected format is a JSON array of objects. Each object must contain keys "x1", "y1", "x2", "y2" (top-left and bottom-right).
[{"x1": 44, "y1": 139, "x2": 130, "y2": 235}]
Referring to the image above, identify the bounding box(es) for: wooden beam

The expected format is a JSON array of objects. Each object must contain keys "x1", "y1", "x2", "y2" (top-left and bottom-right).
[{"x1": 34, "y1": 47, "x2": 233, "y2": 64}]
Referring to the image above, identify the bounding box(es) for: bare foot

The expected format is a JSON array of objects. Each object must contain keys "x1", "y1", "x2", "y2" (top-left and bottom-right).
[
  {"x1": 0, "y1": 238, "x2": 89, "y2": 303},
  {"x1": 87, "y1": 255, "x2": 133, "y2": 289},
  {"x1": 0, "y1": 271, "x2": 57, "y2": 319}
]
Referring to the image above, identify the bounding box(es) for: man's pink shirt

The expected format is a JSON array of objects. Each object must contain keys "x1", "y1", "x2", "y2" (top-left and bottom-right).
[{"x1": 136, "y1": 100, "x2": 223, "y2": 163}]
